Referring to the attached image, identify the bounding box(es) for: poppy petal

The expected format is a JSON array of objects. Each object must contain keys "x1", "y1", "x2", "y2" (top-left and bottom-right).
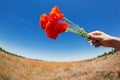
[
  {"x1": 49, "y1": 6, "x2": 64, "y2": 22},
  {"x1": 40, "y1": 14, "x2": 48, "y2": 30},
  {"x1": 59, "y1": 21, "x2": 68, "y2": 33},
  {"x1": 50, "y1": 6, "x2": 61, "y2": 14}
]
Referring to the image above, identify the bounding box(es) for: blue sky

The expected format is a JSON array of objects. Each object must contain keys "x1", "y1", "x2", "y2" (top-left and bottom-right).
[{"x1": 0, "y1": 0, "x2": 120, "y2": 61}]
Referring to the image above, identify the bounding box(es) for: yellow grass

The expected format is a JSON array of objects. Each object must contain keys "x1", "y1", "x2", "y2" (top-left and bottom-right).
[{"x1": 0, "y1": 50, "x2": 120, "y2": 80}]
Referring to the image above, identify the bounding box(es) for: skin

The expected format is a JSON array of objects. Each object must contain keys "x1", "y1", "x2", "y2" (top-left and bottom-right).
[{"x1": 88, "y1": 31, "x2": 120, "y2": 51}]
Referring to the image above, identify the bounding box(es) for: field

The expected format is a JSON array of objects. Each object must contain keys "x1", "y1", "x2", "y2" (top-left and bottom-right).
[{"x1": 0, "y1": 48, "x2": 120, "y2": 80}]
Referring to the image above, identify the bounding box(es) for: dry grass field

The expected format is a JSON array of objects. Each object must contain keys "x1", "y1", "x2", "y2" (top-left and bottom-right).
[{"x1": 0, "y1": 48, "x2": 120, "y2": 80}]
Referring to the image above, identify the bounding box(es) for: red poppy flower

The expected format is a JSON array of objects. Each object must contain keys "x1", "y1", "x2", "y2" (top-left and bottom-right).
[
  {"x1": 40, "y1": 14, "x2": 48, "y2": 30},
  {"x1": 49, "y1": 6, "x2": 64, "y2": 22},
  {"x1": 46, "y1": 21, "x2": 68, "y2": 40},
  {"x1": 40, "y1": 6, "x2": 68, "y2": 40}
]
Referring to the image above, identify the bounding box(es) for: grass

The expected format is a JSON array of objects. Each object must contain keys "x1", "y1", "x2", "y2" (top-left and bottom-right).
[{"x1": 0, "y1": 48, "x2": 120, "y2": 80}]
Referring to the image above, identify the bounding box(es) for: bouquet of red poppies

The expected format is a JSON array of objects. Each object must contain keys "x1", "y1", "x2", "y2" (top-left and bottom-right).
[{"x1": 40, "y1": 6, "x2": 89, "y2": 40}]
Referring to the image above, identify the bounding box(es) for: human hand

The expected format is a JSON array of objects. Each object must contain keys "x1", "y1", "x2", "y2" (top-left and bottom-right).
[{"x1": 88, "y1": 31, "x2": 112, "y2": 48}]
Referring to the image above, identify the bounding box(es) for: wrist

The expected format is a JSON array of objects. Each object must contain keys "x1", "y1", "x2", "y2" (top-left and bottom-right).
[{"x1": 109, "y1": 36, "x2": 120, "y2": 50}]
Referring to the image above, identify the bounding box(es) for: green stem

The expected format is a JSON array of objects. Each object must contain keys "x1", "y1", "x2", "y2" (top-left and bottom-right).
[
  {"x1": 63, "y1": 17, "x2": 76, "y2": 26},
  {"x1": 63, "y1": 17, "x2": 89, "y2": 39}
]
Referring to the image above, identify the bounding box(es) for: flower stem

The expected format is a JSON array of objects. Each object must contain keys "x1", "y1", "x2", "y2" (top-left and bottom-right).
[
  {"x1": 63, "y1": 17, "x2": 89, "y2": 39},
  {"x1": 63, "y1": 17, "x2": 76, "y2": 26}
]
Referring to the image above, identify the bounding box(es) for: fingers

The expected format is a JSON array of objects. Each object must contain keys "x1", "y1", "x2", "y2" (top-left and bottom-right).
[
  {"x1": 88, "y1": 31, "x2": 105, "y2": 48},
  {"x1": 89, "y1": 31, "x2": 103, "y2": 35},
  {"x1": 92, "y1": 40, "x2": 101, "y2": 47},
  {"x1": 88, "y1": 31, "x2": 103, "y2": 40}
]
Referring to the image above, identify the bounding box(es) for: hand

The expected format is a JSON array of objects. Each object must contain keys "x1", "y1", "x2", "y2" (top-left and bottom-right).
[{"x1": 88, "y1": 31, "x2": 112, "y2": 48}]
